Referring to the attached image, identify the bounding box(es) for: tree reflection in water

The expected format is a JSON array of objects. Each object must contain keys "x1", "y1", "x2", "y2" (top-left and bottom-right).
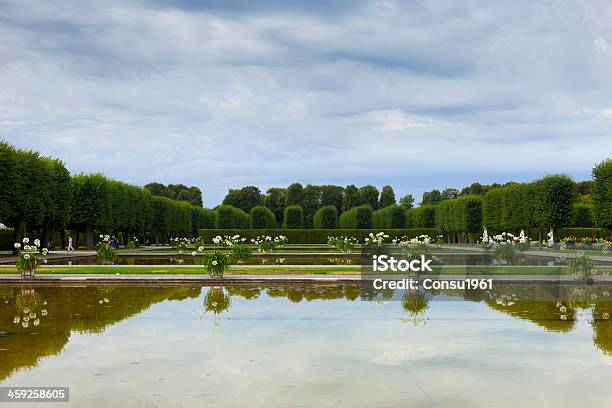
[{"x1": 0, "y1": 283, "x2": 611, "y2": 383}]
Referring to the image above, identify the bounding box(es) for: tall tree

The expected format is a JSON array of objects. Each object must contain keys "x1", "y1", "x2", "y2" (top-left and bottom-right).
[
  {"x1": 302, "y1": 185, "x2": 322, "y2": 228},
  {"x1": 285, "y1": 183, "x2": 304, "y2": 206},
  {"x1": 592, "y1": 159, "x2": 612, "y2": 231},
  {"x1": 534, "y1": 174, "x2": 576, "y2": 241},
  {"x1": 222, "y1": 186, "x2": 263, "y2": 213},
  {"x1": 359, "y1": 185, "x2": 379, "y2": 209},
  {"x1": 441, "y1": 188, "x2": 459, "y2": 200},
  {"x1": 379, "y1": 185, "x2": 396, "y2": 208},
  {"x1": 320, "y1": 185, "x2": 344, "y2": 213},
  {"x1": 399, "y1": 194, "x2": 415, "y2": 209},
  {"x1": 342, "y1": 184, "x2": 360, "y2": 211},
  {"x1": 421, "y1": 189, "x2": 442, "y2": 205},
  {"x1": 264, "y1": 188, "x2": 286, "y2": 224}
]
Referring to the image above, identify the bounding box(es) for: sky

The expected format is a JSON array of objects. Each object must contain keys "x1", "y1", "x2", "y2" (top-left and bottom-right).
[{"x1": 1, "y1": 0, "x2": 611, "y2": 207}]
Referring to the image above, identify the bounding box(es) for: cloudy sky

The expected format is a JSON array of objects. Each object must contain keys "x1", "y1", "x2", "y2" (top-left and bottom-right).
[{"x1": 1, "y1": 0, "x2": 611, "y2": 206}]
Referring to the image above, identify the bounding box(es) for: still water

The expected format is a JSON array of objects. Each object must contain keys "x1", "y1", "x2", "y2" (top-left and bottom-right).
[{"x1": 1, "y1": 284, "x2": 611, "y2": 407}]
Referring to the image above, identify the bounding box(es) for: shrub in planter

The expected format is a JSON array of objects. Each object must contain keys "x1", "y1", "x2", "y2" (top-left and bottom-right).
[
  {"x1": 250, "y1": 206, "x2": 278, "y2": 229},
  {"x1": 284, "y1": 205, "x2": 304, "y2": 229},
  {"x1": 14, "y1": 238, "x2": 48, "y2": 278},
  {"x1": 313, "y1": 205, "x2": 338, "y2": 229},
  {"x1": 96, "y1": 235, "x2": 117, "y2": 265}
]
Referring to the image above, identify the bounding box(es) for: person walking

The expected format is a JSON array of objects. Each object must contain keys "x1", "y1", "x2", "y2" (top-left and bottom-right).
[{"x1": 67, "y1": 236, "x2": 75, "y2": 251}]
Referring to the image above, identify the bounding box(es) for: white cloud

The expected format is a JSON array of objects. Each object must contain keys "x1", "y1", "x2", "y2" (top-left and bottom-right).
[{"x1": 0, "y1": 0, "x2": 611, "y2": 205}]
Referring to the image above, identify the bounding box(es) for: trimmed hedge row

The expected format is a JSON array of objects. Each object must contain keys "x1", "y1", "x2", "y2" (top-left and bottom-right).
[
  {"x1": 339, "y1": 205, "x2": 373, "y2": 229},
  {"x1": 250, "y1": 205, "x2": 278, "y2": 229},
  {"x1": 435, "y1": 196, "x2": 483, "y2": 242},
  {"x1": 284, "y1": 205, "x2": 304, "y2": 229},
  {"x1": 0, "y1": 228, "x2": 13, "y2": 250},
  {"x1": 372, "y1": 205, "x2": 406, "y2": 229},
  {"x1": 313, "y1": 205, "x2": 338, "y2": 229},
  {"x1": 406, "y1": 205, "x2": 436, "y2": 228},
  {"x1": 198, "y1": 228, "x2": 439, "y2": 244},
  {"x1": 215, "y1": 205, "x2": 249, "y2": 229}
]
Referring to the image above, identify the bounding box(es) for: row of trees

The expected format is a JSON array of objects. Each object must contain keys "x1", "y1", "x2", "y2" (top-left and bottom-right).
[
  {"x1": 0, "y1": 142, "x2": 211, "y2": 248},
  {"x1": 222, "y1": 183, "x2": 415, "y2": 227}
]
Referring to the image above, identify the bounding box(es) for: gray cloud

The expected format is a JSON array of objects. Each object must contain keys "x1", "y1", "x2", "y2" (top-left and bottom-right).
[{"x1": 1, "y1": 0, "x2": 611, "y2": 205}]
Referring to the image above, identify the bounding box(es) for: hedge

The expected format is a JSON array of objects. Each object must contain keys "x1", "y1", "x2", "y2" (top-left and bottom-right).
[
  {"x1": 406, "y1": 205, "x2": 436, "y2": 228},
  {"x1": 372, "y1": 205, "x2": 406, "y2": 229},
  {"x1": 339, "y1": 205, "x2": 372, "y2": 229},
  {"x1": 313, "y1": 205, "x2": 338, "y2": 229},
  {"x1": 215, "y1": 205, "x2": 249, "y2": 229},
  {"x1": 250, "y1": 205, "x2": 278, "y2": 229},
  {"x1": 284, "y1": 205, "x2": 304, "y2": 229},
  {"x1": 0, "y1": 228, "x2": 13, "y2": 250},
  {"x1": 198, "y1": 228, "x2": 439, "y2": 244},
  {"x1": 435, "y1": 196, "x2": 483, "y2": 242},
  {"x1": 558, "y1": 227, "x2": 608, "y2": 239},
  {"x1": 572, "y1": 202, "x2": 594, "y2": 227},
  {"x1": 191, "y1": 207, "x2": 216, "y2": 236}
]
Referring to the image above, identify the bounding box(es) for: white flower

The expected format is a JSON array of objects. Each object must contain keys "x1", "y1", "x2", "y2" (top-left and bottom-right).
[
  {"x1": 33, "y1": 319, "x2": 40, "y2": 326},
  {"x1": 41, "y1": 309, "x2": 47, "y2": 316},
  {"x1": 23, "y1": 237, "x2": 29, "y2": 244},
  {"x1": 34, "y1": 239, "x2": 40, "y2": 247},
  {"x1": 14, "y1": 243, "x2": 21, "y2": 249},
  {"x1": 43, "y1": 259, "x2": 47, "y2": 264},
  {"x1": 191, "y1": 251, "x2": 197, "y2": 256},
  {"x1": 212, "y1": 260, "x2": 218, "y2": 266},
  {"x1": 23, "y1": 254, "x2": 30, "y2": 260},
  {"x1": 22, "y1": 321, "x2": 29, "y2": 328},
  {"x1": 13, "y1": 316, "x2": 20, "y2": 324},
  {"x1": 42, "y1": 248, "x2": 48, "y2": 255},
  {"x1": 198, "y1": 246, "x2": 204, "y2": 251}
]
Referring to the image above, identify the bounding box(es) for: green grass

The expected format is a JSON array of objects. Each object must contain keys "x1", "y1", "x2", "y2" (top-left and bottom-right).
[{"x1": 1, "y1": 265, "x2": 609, "y2": 276}]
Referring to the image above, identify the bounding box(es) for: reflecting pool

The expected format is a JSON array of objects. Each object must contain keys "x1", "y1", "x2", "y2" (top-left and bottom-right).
[{"x1": 1, "y1": 284, "x2": 611, "y2": 407}]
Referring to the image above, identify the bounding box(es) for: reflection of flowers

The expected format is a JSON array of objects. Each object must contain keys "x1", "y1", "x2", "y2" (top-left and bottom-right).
[
  {"x1": 13, "y1": 289, "x2": 49, "y2": 329},
  {"x1": 201, "y1": 287, "x2": 231, "y2": 327},
  {"x1": 400, "y1": 289, "x2": 430, "y2": 326}
]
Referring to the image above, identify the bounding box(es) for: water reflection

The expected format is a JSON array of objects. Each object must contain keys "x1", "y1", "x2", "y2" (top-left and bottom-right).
[{"x1": 0, "y1": 283, "x2": 611, "y2": 386}]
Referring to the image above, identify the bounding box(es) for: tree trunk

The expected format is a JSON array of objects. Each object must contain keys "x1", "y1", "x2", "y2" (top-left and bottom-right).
[
  {"x1": 75, "y1": 230, "x2": 80, "y2": 249},
  {"x1": 86, "y1": 224, "x2": 94, "y2": 249},
  {"x1": 61, "y1": 230, "x2": 66, "y2": 250},
  {"x1": 538, "y1": 229, "x2": 542, "y2": 250},
  {"x1": 42, "y1": 224, "x2": 51, "y2": 249}
]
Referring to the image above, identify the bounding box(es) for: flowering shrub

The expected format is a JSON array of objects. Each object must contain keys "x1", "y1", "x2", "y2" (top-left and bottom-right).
[
  {"x1": 251, "y1": 235, "x2": 288, "y2": 253},
  {"x1": 14, "y1": 238, "x2": 48, "y2": 278},
  {"x1": 217, "y1": 234, "x2": 252, "y2": 263},
  {"x1": 170, "y1": 237, "x2": 191, "y2": 253},
  {"x1": 126, "y1": 237, "x2": 139, "y2": 249},
  {"x1": 597, "y1": 238, "x2": 612, "y2": 254},
  {"x1": 364, "y1": 232, "x2": 389, "y2": 246},
  {"x1": 564, "y1": 252, "x2": 605, "y2": 281},
  {"x1": 398, "y1": 234, "x2": 433, "y2": 256},
  {"x1": 327, "y1": 236, "x2": 358, "y2": 253},
  {"x1": 96, "y1": 235, "x2": 117, "y2": 265},
  {"x1": 194, "y1": 238, "x2": 230, "y2": 278}
]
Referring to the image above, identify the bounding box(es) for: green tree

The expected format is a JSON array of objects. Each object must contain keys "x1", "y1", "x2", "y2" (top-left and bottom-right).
[
  {"x1": 379, "y1": 185, "x2": 396, "y2": 208},
  {"x1": 70, "y1": 173, "x2": 112, "y2": 248},
  {"x1": 250, "y1": 206, "x2": 277, "y2": 229},
  {"x1": 592, "y1": 159, "x2": 612, "y2": 231},
  {"x1": 320, "y1": 185, "x2": 344, "y2": 213},
  {"x1": 264, "y1": 188, "x2": 286, "y2": 224},
  {"x1": 399, "y1": 194, "x2": 414, "y2": 209},
  {"x1": 285, "y1": 183, "x2": 304, "y2": 207},
  {"x1": 284, "y1": 205, "x2": 304, "y2": 229},
  {"x1": 342, "y1": 184, "x2": 360, "y2": 211},
  {"x1": 302, "y1": 184, "x2": 322, "y2": 228},
  {"x1": 222, "y1": 186, "x2": 263, "y2": 213},
  {"x1": 359, "y1": 185, "x2": 379, "y2": 209},
  {"x1": 313, "y1": 205, "x2": 338, "y2": 229},
  {"x1": 534, "y1": 174, "x2": 576, "y2": 241},
  {"x1": 421, "y1": 189, "x2": 442, "y2": 205}
]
